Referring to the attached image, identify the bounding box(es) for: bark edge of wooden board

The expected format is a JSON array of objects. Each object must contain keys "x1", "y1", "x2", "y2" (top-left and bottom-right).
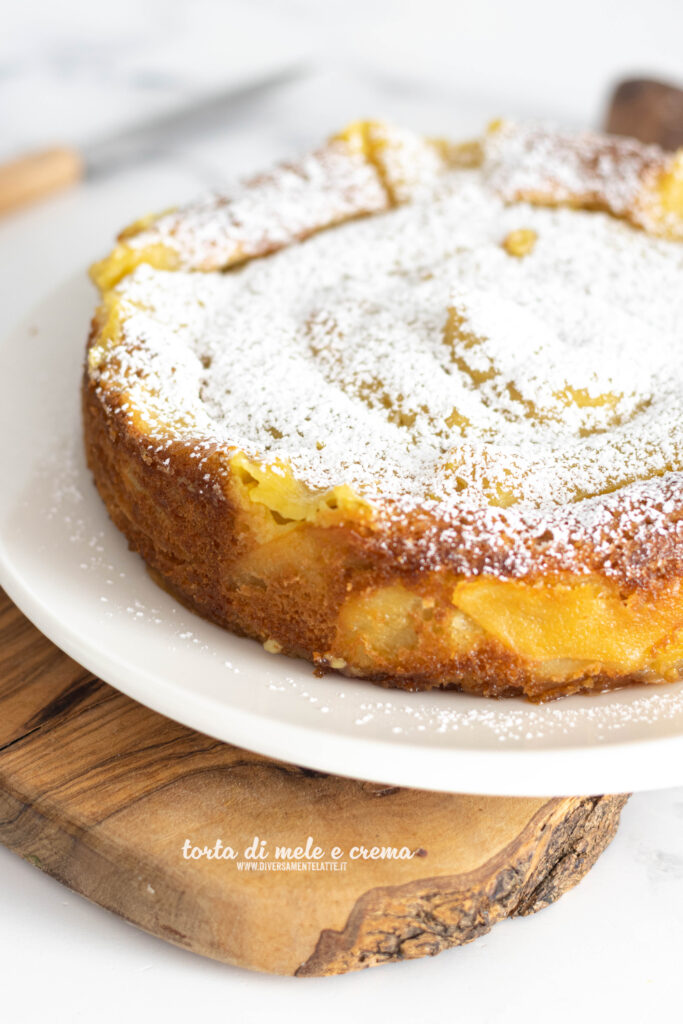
[{"x1": 297, "y1": 792, "x2": 627, "y2": 976}]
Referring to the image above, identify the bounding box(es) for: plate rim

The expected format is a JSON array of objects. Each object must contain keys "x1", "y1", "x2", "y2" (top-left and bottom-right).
[{"x1": 2, "y1": 272, "x2": 683, "y2": 797}]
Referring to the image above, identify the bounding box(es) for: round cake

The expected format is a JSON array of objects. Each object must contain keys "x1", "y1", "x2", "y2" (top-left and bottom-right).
[{"x1": 83, "y1": 119, "x2": 683, "y2": 700}]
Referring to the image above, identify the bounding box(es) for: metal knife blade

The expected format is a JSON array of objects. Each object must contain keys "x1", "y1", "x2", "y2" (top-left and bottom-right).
[
  {"x1": 0, "y1": 64, "x2": 309, "y2": 217},
  {"x1": 83, "y1": 62, "x2": 309, "y2": 177}
]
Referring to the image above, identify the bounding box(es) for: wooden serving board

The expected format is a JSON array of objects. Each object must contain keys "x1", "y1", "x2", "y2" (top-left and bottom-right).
[{"x1": 0, "y1": 588, "x2": 626, "y2": 976}]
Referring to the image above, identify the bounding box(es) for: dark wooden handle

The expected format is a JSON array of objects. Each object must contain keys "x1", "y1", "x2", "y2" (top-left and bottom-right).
[
  {"x1": 606, "y1": 78, "x2": 683, "y2": 149},
  {"x1": 0, "y1": 146, "x2": 84, "y2": 216}
]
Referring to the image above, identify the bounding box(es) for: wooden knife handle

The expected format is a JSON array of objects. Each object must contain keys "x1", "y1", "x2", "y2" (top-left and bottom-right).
[{"x1": 0, "y1": 146, "x2": 84, "y2": 216}]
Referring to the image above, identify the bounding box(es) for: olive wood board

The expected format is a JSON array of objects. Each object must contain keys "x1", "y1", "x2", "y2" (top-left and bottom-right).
[{"x1": 0, "y1": 588, "x2": 628, "y2": 976}]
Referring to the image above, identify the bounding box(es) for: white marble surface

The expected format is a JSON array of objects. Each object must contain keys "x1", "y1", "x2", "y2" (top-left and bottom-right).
[{"x1": 1, "y1": 3, "x2": 683, "y2": 1020}]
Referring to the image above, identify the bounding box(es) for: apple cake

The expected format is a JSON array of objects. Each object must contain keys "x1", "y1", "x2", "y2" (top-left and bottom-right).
[{"x1": 83, "y1": 119, "x2": 683, "y2": 700}]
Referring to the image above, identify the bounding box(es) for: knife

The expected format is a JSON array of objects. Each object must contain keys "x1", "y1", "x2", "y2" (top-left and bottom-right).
[{"x1": 0, "y1": 63, "x2": 307, "y2": 217}]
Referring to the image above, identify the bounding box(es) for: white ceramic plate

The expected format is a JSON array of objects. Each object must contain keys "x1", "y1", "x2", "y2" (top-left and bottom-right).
[{"x1": 3, "y1": 274, "x2": 683, "y2": 796}]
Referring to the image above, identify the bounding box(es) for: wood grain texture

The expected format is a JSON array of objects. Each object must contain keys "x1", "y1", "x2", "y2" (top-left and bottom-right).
[
  {"x1": 0, "y1": 588, "x2": 627, "y2": 975},
  {"x1": 0, "y1": 146, "x2": 83, "y2": 216}
]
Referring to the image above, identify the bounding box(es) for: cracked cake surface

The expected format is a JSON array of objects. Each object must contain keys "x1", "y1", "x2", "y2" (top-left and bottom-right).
[{"x1": 83, "y1": 119, "x2": 683, "y2": 700}]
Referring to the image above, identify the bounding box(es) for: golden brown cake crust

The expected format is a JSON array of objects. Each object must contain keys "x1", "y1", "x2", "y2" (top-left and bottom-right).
[
  {"x1": 82, "y1": 330, "x2": 683, "y2": 702},
  {"x1": 83, "y1": 120, "x2": 683, "y2": 701}
]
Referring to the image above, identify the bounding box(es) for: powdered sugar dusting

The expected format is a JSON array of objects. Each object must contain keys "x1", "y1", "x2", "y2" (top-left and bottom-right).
[
  {"x1": 127, "y1": 141, "x2": 388, "y2": 270},
  {"x1": 485, "y1": 120, "x2": 666, "y2": 221},
  {"x1": 90, "y1": 128, "x2": 683, "y2": 582},
  {"x1": 346, "y1": 686, "x2": 683, "y2": 742}
]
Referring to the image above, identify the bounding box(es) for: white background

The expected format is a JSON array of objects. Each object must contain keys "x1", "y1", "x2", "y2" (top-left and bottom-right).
[{"x1": 1, "y1": 1, "x2": 683, "y2": 1020}]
